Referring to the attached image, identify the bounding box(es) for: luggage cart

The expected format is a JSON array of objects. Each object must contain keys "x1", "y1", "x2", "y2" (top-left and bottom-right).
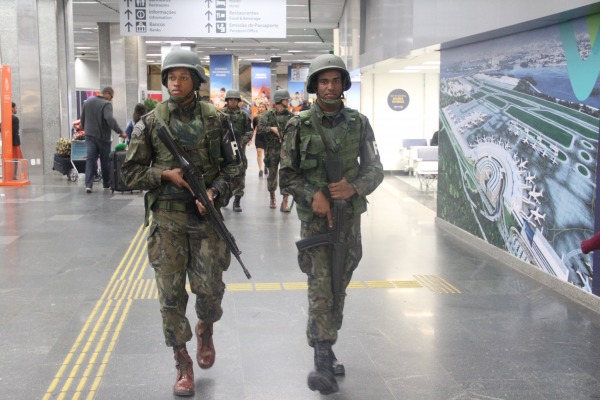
[
  {"x1": 52, "y1": 139, "x2": 100, "y2": 182},
  {"x1": 68, "y1": 139, "x2": 87, "y2": 182}
]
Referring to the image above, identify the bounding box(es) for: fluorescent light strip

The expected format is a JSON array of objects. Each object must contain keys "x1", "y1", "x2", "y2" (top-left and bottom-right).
[{"x1": 404, "y1": 65, "x2": 439, "y2": 70}]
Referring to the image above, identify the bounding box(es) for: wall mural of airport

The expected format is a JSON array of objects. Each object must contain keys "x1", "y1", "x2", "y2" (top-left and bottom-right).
[{"x1": 437, "y1": 14, "x2": 600, "y2": 292}]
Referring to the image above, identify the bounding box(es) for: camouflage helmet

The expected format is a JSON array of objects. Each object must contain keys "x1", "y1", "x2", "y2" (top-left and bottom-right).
[
  {"x1": 161, "y1": 49, "x2": 207, "y2": 90},
  {"x1": 273, "y1": 89, "x2": 291, "y2": 104},
  {"x1": 225, "y1": 89, "x2": 241, "y2": 100},
  {"x1": 306, "y1": 54, "x2": 351, "y2": 94}
]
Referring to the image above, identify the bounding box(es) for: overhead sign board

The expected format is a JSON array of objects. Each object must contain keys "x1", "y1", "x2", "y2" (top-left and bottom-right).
[{"x1": 120, "y1": 0, "x2": 286, "y2": 38}]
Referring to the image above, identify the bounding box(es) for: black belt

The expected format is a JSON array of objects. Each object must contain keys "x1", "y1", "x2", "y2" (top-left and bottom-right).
[{"x1": 153, "y1": 200, "x2": 197, "y2": 212}]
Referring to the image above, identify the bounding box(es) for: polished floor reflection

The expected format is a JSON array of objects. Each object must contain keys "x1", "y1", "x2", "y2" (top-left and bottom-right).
[{"x1": 2, "y1": 152, "x2": 600, "y2": 400}]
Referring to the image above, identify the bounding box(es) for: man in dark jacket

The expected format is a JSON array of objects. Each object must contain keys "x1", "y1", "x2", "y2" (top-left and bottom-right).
[{"x1": 79, "y1": 86, "x2": 126, "y2": 193}]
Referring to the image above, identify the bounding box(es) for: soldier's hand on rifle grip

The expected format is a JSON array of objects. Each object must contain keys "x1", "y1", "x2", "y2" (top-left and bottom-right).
[
  {"x1": 312, "y1": 191, "x2": 333, "y2": 228},
  {"x1": 162, "y1": 168, "x2": 192, "y2": 193},
  {"x1": 329, "y1": 178, "x2": 356, "y2": 200},
  {"x1": 195, "y1": 188, "x2": 216, "y2": 216}
]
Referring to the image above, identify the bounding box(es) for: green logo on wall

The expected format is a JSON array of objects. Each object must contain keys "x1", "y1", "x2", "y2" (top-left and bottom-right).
[{"x1": 560, "y1": 14, "x2": 600, "y2": 101}]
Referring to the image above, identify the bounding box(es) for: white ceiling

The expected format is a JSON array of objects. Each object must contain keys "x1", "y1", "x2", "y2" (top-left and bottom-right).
[{"x1": 72, "y1": 0, "x2": 346, "y2": 66}]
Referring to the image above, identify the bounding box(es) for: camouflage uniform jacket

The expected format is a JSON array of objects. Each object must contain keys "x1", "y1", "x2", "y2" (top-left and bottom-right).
[
  {"x1": 279, "y1": 104, "x2": 384, "y2": 222},
  {"x1": 222, "y1": 108, "x2": 253, "y2": 147},
  {"x1": 122, "y1": 99, "x2": 240, "y2": 225},
  {"x1": 257, "y1": 108, "x2": 295, "y2": 150}
]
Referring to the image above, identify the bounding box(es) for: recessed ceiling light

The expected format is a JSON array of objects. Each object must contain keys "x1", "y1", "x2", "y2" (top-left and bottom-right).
[{"x1": 404, "y1": 65, "x2": 439, "y2": 70}]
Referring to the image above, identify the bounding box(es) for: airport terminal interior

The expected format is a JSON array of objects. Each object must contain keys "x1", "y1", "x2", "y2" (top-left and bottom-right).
[{"x1": 2, "y1": 155, "x2": 600, "y2": 400}]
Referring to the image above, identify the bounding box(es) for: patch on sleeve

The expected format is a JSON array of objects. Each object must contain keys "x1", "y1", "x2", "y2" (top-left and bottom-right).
[{"x1": 132, "y1": 120, "x2": 145, "y2": 138}]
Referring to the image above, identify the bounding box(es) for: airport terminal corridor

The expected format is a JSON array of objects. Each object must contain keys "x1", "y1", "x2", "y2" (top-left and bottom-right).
[{"x1": 2, "y1": 149, "x2": 600, "y2": 400}]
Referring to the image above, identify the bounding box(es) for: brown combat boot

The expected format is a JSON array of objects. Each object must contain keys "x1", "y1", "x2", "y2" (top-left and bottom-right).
[
  {"x1": 173, "y1": 345, "x2": 195, "y2": 397},
  {"x1": 269, "y1": 191, "x2": 277, "y2": 209},
  {"x1": 280, "y1": 194, "x2": 291, "y2": 212},
  {"x1": 195, "y1": 321, "x2": 215, "y2": 369}
]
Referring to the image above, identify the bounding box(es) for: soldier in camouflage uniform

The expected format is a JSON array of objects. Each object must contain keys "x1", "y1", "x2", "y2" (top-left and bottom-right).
[
  {"x1": 257, "y1": 89, "x2": 295, "y2": 211},
  {"x1": 279, "y1": 54, "x2": 384, "y2": 395},
  {"x1": 222, "y1": 90, "x2": 253, "y2": 212},
  {"x1": 121, "y1": 49, "x2": 240, "y2": 397}
]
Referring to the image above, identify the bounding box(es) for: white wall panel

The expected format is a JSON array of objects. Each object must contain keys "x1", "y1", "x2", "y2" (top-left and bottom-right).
[
  {"x1": 75, "y1": 59, "x2": 99, "y2": 90},
  {"x1": 366, "y1": 71, "x2": 439, "y2": 170}
]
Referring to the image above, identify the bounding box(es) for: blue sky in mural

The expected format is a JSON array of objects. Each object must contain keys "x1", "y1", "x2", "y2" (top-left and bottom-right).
[{"x1": 438, "y1": 16, "x2": 599, "y2": 292}]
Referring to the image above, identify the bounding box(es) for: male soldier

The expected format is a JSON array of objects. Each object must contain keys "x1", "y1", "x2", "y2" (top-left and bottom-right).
[
  {"x1": 258, "y1": 89, "x2": 295, "y2": 211},
  {"x1": 222, "y1": 90, "x2": 253, "y2": 212},
  {"x1": 279, "y1": 54, "x2": 384, "y2": 395},
  {"x1": 121, "y1": 49, "x2": 240, "y2": 397}
]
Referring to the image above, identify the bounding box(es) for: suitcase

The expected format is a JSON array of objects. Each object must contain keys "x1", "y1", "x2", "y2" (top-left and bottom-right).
[
  {"x1": 109, "y1": 151, "x2": 133, "y2": 193},
  {"x1": 53, "y1": 153, "x2": 71, "y2": 175}
]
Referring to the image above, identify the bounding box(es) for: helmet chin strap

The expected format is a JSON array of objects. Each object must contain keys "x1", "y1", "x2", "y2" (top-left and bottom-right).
[
  {"x1": 169, "y1": 90, "x2": 196, "y2": 104},
  {"x1": 318, "y1": 93, "x2": 343, "y2": 106}
]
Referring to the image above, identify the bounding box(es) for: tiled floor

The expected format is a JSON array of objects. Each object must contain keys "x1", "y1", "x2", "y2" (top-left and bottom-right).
[{"x1": 2, "y1": 151, "x2": 600, "y2": 399}]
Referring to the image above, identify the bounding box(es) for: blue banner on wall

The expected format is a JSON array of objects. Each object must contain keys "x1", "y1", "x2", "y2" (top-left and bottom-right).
[
  {"x1": 288, "y1": 64, "x2": 308, "y2": 114},
  {"x1": 210, "y1": 54, "x2": 233, "y2": 109},
  {"x1": 251, "y1": 63, "x2": 271, "y2": 117}
]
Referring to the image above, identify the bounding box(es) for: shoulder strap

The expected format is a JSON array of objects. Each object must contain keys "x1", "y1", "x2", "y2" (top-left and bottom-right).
[
  {"x1": 153, "y1": 107, "x2": 169, "y2": 134},
  {"x1": 307, "y1": 108, "x2": 339, "y2": 157},
  {"x1": 154, "y1": 101, "x2": 170, "y2": 125}
]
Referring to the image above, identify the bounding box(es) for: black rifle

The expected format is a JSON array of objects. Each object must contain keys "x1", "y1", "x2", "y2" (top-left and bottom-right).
[
  {"x1": 156, "y1": 126, "x2": 251, "y2": 279},
  {"x1": 295, "y1": 159, "x2": 346, "y2": 311}
]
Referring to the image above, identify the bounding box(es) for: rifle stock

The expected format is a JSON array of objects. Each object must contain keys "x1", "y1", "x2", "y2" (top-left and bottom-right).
[
  {"x1": 295, "y1": 159, "x2": 346, "y2": 311},
  {"x1": 157, "y1": 126, "x2": 251, "y2": 279}
]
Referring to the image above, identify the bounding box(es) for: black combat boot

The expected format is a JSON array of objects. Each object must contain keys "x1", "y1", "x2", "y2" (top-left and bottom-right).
[
  {"x1": 307, "y1": 341, "x2": 338, "y2": 395},
  {"x1": 331, "y1": 349, "x2": 345, "y2": 376},
  {"x1": 233, "y1": 196, "x2": 242, "y2": 212}
]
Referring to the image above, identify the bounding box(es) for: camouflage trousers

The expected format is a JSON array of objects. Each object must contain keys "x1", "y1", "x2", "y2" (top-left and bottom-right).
[
  {"x1": 147, "y1": 209, "x2": 231, "y2": 348},
  {"x1": 231, "y1": 143, "x2": 248, "y2": 197},
  {"x1": 265, "y1": 144, "x2": 282, "y2": 193},
  {"x1": 298, "y1": 212, "x2": 362, "y2": 347}
]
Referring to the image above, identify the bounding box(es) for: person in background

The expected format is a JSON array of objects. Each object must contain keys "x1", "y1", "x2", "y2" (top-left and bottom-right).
[
  {"x1": 279, "y1": 54, "x2": 384, "y2": 395},
  {"x1": 11, "y1": 102, "x2": 23, "y2": 159},
  {"x1": 124, "y1": 103, "x2": 148, "y2": 144},
  {"x1": 258, "y1": 89, "x2": 295, "y2": 211},
  {"x1": 430, "y1": 130, "x2": 439, "y2": 146},
  {"x1": 582, "y1": 232, "x2": 600, "y2": 254},
  {"x1": 121, "y1": 49, "x2": 240, "y2": 397},
  {"x1": 9, "y1": 102, "x2": 24, "y2": 180},
  {"x1": 300, "y1": 99, "x2": 311, "y2": 112},
  {"x1": 79, "y1": 86, "x2": 127, "y2": 193},
  {"x1": 250, "y1": 102, "x2": 268, "y2": 177},
  {"x1": 222, "y1": 90, "x2": 253, "y2": 212}
]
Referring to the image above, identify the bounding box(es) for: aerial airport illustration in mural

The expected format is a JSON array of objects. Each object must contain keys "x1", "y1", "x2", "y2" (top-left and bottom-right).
[{"x1": 438, "y1": 16, "x2": 600, "y2": 292}]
